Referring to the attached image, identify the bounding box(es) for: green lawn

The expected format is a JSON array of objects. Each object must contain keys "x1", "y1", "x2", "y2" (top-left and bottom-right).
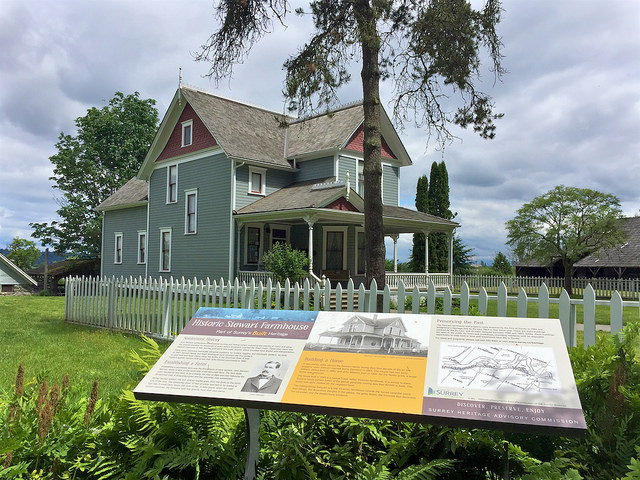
[{"x1": 0, "y1": 296, "x2": 166, "y2": 398}]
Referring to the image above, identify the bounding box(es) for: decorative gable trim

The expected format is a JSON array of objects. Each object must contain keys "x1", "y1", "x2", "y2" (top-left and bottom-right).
[
  {"x1": 325, "y1": 197, "x2": 359, "y2": 212},
  {"x1": 156, "y1": 103, "x2": 217, "y2": 162},
  {"x1": 344, "y1": 126, "x2": 397, "y2": 160}
]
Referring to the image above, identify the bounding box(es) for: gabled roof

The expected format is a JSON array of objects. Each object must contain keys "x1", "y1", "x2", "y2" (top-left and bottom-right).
[
  {"x1": 0, "y1": 253, "x2": 38, "y2": 286},
  {"x1": 575, "y1": 217, "x2": 640, "y2": 268},
  {"x1": 97, "y1": 177, "x2": 148, "y2": 211},
  {"x1": 286, "y1": 103, "x2": 364, "y2": 158},
  {"x1": 180, "y1": 86, "x2": 295, "y2": 169}
]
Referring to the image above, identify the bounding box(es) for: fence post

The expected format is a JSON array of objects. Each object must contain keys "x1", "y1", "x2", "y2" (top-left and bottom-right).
[
  {"x1": 443, "y1": 286, "x2": 452, "y2": 315},
  {"x1": 538, "y1": 283, "x2": 550, "y2": 319},
  {"x1": 161, "y1": 280, "x2": 171, "y2": 338},
  {"x1": 411, "y1": 285, "x2": 420, "y2": 314},
  {"x1": 583, "y1": 285, "x2": 596, "y2": 348},
  {"x1": 397, "y1": 280, "x2": 406, "y2": 314},
  {"x1": 611, "y1": 291, "x2": 623, "y2": 337},
  {"x1": 368, "y1": 279, "x2": 378, "y2": 313},
  {"x1": 497, "y1": 283, "x2": 507, "y2": 317},
  {"x1": 517, "y1": 288, "x2": 527, "y2": 318},
  {"x1": 427, "y1": 281, "x2": 436, "y2": 315},
  {"x1": 460, "y1": 282, "x2": 470, "y2": 315},
  {"x1": 559, "y1": 290, "x2": 575, "y2": 348},
  {"x1": 478, "y1": 287, "x2": 488, "y2": 316}
]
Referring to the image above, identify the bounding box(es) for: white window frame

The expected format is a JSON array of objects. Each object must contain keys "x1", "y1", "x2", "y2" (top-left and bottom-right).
[
  {"x1": 269, "y1": 224, "x2": 290, "y2": 248},
  {"x1": 184, "y1": 189, "x2": 198, "y2": 235},
  {"x1": 167, "y1": 164, "x2": 178, "y2": 204},
  {"x1": 355, "y1": 227, "x2": 366, "y2": 276},
  {"x1": 114, "y1": 232, "x2": 123, "y2": 264},
  {"x1": 181, "y1": 119, "x2": 193, "y2": 147},
  {"x1": 137, "y1": 231, "x2": 147, "y2": 265},
  {"x1": 322, "y1": 226, "x2": 348, "y2": 270},
  {"x1": 244, "y1": 223, "x2": 264, "y2": 265},
  {"x1": 159, "y1": 228, "x2": 172, "y2": 272},
  {"x1": 248, "y1": 166, "x2": 266, "y2": 196}
]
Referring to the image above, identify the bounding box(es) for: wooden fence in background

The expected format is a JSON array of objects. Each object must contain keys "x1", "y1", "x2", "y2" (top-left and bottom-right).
[{"x1": 65, "y1": 275, "x2": 640, "y2": 351}]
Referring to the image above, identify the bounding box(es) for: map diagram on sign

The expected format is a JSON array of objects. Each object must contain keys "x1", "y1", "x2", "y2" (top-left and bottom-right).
[{"x1": 437, "y1": 343, "x2": 562, "y2": 394}]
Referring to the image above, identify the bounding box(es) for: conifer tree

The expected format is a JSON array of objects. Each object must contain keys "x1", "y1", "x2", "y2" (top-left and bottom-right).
[
  {"x1": 409, "y1": 175, "x2": 428, "y2": 272},
  {"x1": 428, "y1": 161, "x2": 453, "y2": 272}
]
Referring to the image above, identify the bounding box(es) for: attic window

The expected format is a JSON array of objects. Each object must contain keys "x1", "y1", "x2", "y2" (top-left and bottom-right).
[
  {"x1": 249, "y1": 166, "x2": 266, "y2": 195},
  {"x1": 181, "y1": 120, "x2": 193, "y2": 147}
]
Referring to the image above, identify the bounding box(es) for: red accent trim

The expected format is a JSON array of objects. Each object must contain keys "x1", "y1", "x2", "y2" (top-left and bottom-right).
[
  {"x1": 344, "y1": 126, "x2": 397, "y2": 159},
  {"x1": 326, "y1": 197, "x2": 359, "y2": 212},
  {"x1": 156, "y1": 103, "x2": 217, "y2": 161}
]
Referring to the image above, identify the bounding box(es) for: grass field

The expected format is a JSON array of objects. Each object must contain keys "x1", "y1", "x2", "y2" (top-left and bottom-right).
[{"x1": 0, "y1": 295, "x2": 166, "y2": 398}]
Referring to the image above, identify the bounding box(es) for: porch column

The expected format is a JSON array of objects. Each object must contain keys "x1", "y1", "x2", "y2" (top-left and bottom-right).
[
  {"x1": 390, "y1": 234, "x2": 399, "y2": 273},
  {"x1": 304, "y1": 215, "x2": 318, "y2": 275},
  {"x1": 236, "y1": 221, "x2": 244, "y2": 277},
  {"x1": 424, "y1": 231, "x2": 430, "y2": 276}
]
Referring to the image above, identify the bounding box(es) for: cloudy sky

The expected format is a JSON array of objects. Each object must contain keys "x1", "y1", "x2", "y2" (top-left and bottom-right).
[{"x1": 1, "y1": 0, "x2": 638, "y2": 264}]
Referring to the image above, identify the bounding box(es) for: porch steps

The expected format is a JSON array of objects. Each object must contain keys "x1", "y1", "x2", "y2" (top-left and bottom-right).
[{"x1": 329, "y1": 291, "x2": 358, "y2": 310}]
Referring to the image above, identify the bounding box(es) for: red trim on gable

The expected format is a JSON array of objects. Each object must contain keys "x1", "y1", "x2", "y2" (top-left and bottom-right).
[
  {"x1": 325, "y1": 197, "x2": 359, "y2": 212},
  {"x1": 156, "y1": 102, "x2": 217, "y2": 162},
  {"x1": 344, "y1": 126, "x2": 397, "y2": 159}
]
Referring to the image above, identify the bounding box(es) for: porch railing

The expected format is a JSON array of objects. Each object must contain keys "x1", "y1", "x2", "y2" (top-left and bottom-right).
[{"x1": 385, "y1": 272, "x2": 451, "y2": 289}]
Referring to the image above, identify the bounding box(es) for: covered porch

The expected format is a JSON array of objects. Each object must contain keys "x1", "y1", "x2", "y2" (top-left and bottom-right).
[{"x1": 234, "y1": 178, "x2": 459, "y2": 289}]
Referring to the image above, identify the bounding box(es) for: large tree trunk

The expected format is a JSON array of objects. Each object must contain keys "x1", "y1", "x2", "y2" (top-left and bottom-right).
[
  {"x1": 355, "y1": 2, "x2": 385, "y2": 311},
  {"x1": 562, "y1": 258, "x2": 574, "y2": 296}
]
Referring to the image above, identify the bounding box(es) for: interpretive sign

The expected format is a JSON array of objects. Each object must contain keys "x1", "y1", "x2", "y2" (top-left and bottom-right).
[{"x1": 134, "y1": 308, "x2": 586, "y2": 436}]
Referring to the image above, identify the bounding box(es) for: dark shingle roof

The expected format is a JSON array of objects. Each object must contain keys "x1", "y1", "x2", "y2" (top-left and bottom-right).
[
  {"x1": 97, "y1": 177, "x2": 148, "y2": 211},
  {"x1": 575, "y1": 217, "x2": 640, "y2": 268},
  {"x1": 236, "y1": 177, "x2": 343, "y2": 214},
  {"x1": 181, "y1": 87, "x2": 295, "y2": 168},
  {"x1": 382, "y1": 205, "x2": 459, "y2": 227},
  {"x1": 286, "y1": 103, "x2": 364, "y2": 157}
]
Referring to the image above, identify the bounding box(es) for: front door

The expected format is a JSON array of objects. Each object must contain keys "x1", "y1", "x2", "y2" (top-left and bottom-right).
[{"x1": 325, "y1": 230, "x2": 344, "y2": 271}]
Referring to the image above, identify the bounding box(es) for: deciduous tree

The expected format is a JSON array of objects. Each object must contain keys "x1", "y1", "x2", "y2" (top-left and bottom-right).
[
  {"x1": 506, "y1": 186, "x2": 626, "y2": 294},
  {"x1": 31, "y1": 92, "x2": 158, "y2": 257},
  {"x1": 5, "y1": 237, "x2": 40, "y2": 271},
  {"x1": 197, "y1": 0, "x2": 505, "y2": 300}
]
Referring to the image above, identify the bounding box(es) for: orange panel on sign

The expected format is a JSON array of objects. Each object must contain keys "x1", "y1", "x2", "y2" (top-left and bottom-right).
[{"x1": 281, "y1": 351, "x2": 427, "y2": 415}]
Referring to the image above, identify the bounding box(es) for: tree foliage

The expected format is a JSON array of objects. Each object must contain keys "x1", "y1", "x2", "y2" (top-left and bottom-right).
[
  {"x1": 5, "y1": 237, "x2": 40, "y2": 271},
  {"x1": 197, "y1": 0, "x2": 504, "y2": 300},
  {"x1": 263, "y1": 242, "x2": 310, "y2": 285},
  {"x1": 453, "y1": 235, "x2": 475, "y2": 274},
  {"x1": 30, "y1": 92, "x2": 158, "y2": 258},
  {"x1": 428, "y1": 160, "x2": 454, "y2": 272},
  {"x1": 409, "y1": 175, "x2": 428, "y2": 272},
  {"x1": 491, "y1": 251, "x2": 512, "y2": 276},
  {"x1": 506, "y1": 185, "x2": 626, "y2": 293}
]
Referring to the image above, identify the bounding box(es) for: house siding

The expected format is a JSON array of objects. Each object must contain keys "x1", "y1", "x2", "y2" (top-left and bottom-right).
[
  {"x1": 101, "y1": 206, "x2": 148, "y2": 278},
  {"x1": 0, "y1": 262, "x2": 25, "y2": 285},
  {"x1": 235, "y1": 165, "x2": 294, "y2": 210},
  {"x1": 295, "y1": 156, "x2": 334, "y2": 182},
  {"x1": 337, "y1": 155, "x2": 357, "y2": 187},
  {"x1": 382, "y1": 164, "x2": 399, "y2": 206},
  {"x1": 156, "y1": 102, "x2": 217, "y2": 162},
  {"x1": 148, "y1": 152, "x2": 232, "y2": 280}
]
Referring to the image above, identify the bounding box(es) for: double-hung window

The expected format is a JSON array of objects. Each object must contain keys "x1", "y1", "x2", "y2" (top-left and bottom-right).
[
  {"x1": 181, "y1": 120, "x2": 193, "y2": 147},
  {"x1": 270, "y1": 226, "x2": 288, "y2": 248},
  {"x1": 114, "y1": 233, "x2": 123, "y2": 264},
  {"x1": 248, "y1": 167, "x2": 266, "y2": 195},
  {"x1": 185, "y1": 189, "x2": 198, "y2": 234},
  {"x1": 167, "y1": 165, "x2": 178, "y2": 203},
  {"x1": 137, "y1": 231, "x2": 146, "y2": 264},
  {"x1": 160, "y1": 228, "x2": 172, "y2": 272}
]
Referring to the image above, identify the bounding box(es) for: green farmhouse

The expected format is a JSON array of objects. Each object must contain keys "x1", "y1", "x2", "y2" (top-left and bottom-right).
[{"x1": 98, "y1": 85, "x2": 458, "y2": 286}]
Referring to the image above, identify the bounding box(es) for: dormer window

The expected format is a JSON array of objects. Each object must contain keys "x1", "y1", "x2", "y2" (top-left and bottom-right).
[
  {"x1": 248, "y1": 166, "x2": 266, "y2": 195},
  {"x1": 181, "y1": 120, "x2": 193, "y2": 147}
]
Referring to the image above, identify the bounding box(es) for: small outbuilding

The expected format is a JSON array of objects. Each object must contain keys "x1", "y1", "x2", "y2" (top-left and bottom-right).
[{"x1": 0, "y1": 253, "x2": 38, "y2": 294}]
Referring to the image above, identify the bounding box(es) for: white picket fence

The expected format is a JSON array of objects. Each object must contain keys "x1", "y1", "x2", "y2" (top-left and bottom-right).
[{"x1": 64, "y1": 275, "x2": 640, "y2": 350}]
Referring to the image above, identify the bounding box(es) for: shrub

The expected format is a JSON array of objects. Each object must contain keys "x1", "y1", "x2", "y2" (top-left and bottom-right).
[{"x1": 263, "y1": 242, "x2": 309, "y2": 285}]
